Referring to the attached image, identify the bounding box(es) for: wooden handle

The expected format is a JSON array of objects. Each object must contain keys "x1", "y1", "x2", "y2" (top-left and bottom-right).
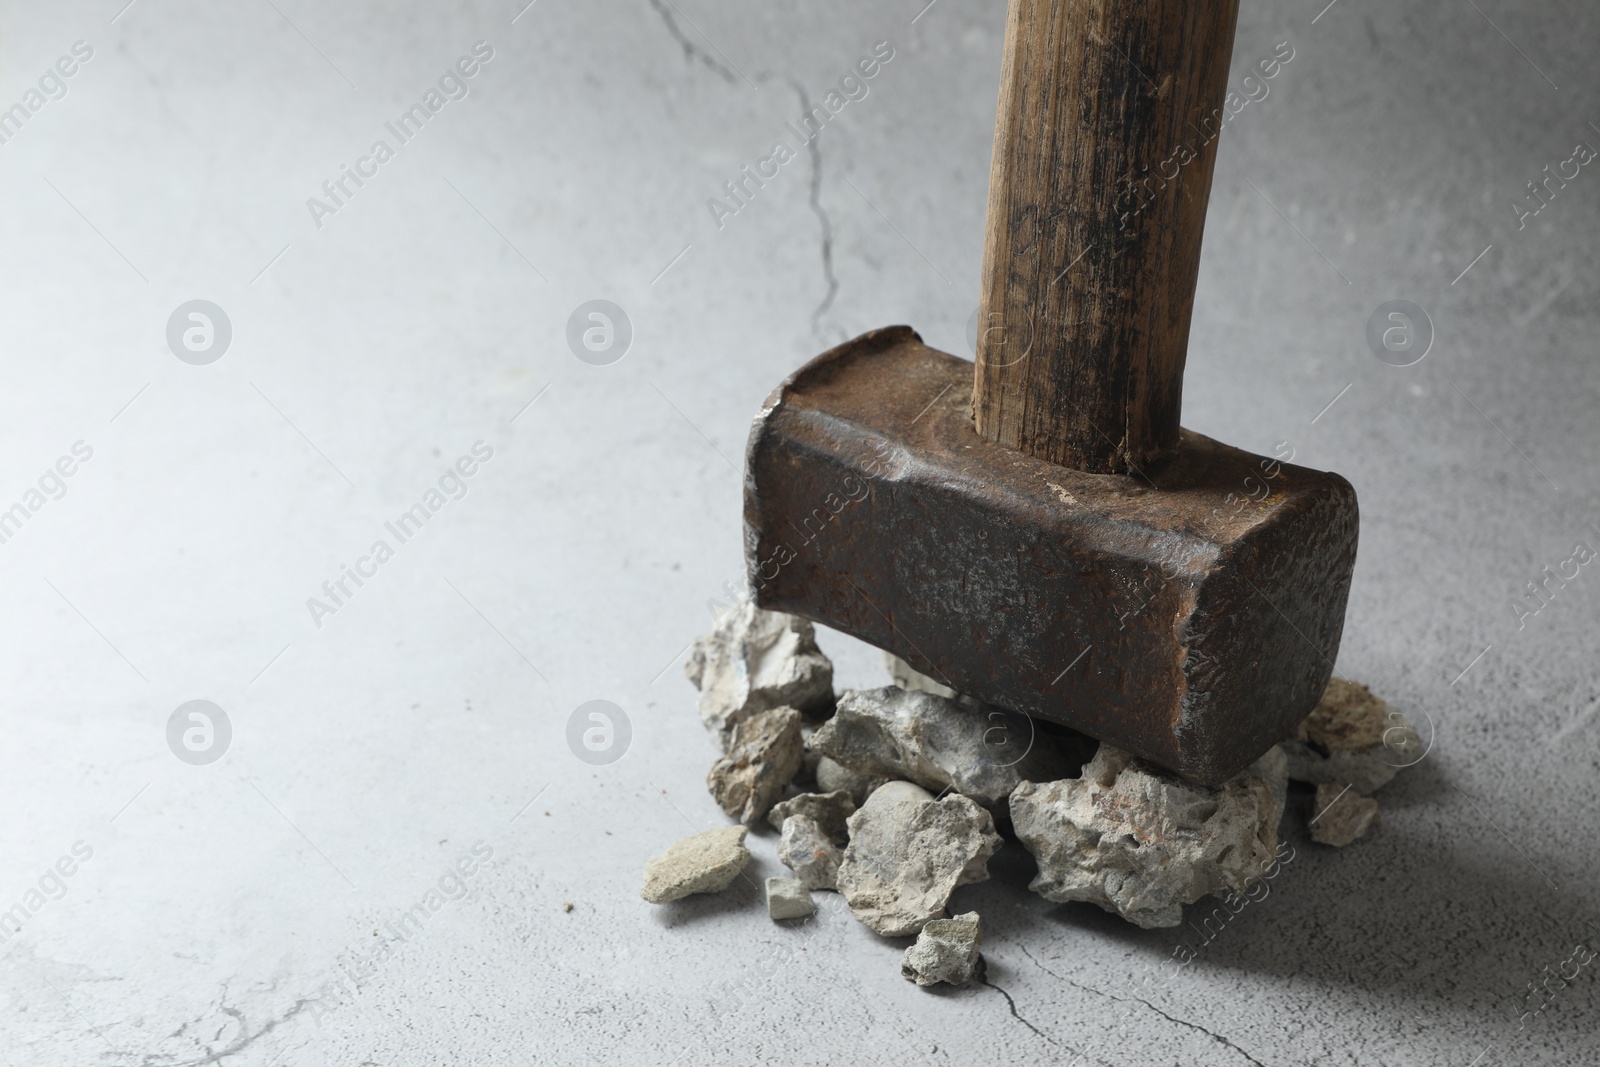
[{"x1": 974, "y1": 0, "x2": 1241, "y2": 474}]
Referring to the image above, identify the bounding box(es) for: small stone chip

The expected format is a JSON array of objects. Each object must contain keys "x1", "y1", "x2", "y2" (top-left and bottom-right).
[
  {"x1": 778, "y1": 814, "x2": 844, "y2": 891},
  {"x1": 707, "y1": 706, "x2": 805, "y2": 824},
  {"x1": 766, "y1": 876, "x2": 816, "y2": 920},
  {"x1": 1309, "y1": 783, "x2": 1380, "y2": 847},
  {"x1": 641, "y1": 826, "x2": 750, "y2": 904},
  {"x1": 902, "y1": 912, "x2": 984, "y2": 987},
  {"x1": 1282, "y1": 677, "x2": 1420, "y2": 795},
  {"x1": 767, "y1": 790, "x2": 856, "y2": 840}
]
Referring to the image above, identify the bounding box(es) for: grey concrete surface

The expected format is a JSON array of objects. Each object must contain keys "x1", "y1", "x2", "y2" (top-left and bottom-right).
[{"x1": 0, "y1": 0, "x2": 1596, "y2": 1063}]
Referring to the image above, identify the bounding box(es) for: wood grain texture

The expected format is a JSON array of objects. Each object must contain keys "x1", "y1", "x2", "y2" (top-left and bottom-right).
[{"x1": 974, "y1": 0, "x2": 1241, "y2": 474}]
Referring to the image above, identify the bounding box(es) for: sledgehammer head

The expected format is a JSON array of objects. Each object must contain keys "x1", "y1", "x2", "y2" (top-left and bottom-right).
[{"x1": 744, "y1": 328, "x2": 1358, "y2": 787}]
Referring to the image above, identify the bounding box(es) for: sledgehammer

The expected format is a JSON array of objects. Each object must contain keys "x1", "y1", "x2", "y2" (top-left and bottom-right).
[{"x1": 743, "y1": 0, "x2": 1358, "y2": 786}]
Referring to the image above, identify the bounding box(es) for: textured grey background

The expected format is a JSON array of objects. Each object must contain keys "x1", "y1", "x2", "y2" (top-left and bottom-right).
[{"x1": 0, "y1": 0, "x2": 1596, "y2": 1064}]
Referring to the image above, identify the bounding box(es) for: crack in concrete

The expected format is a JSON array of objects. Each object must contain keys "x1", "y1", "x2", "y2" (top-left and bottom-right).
[
  {"x1": 1017, "y1": 943, "x2": 1268, "y2": 1067},
  {"x1": 139, "y1": 993, "x2": 317, "y2": 1067},
  {"x1": 647, "y1": 0, "x2": 737, "y2": 84},
  {"x1": 977, "y1": 974, "x2": 1067, "y2": 1049},
  {"x1": 979, "y1": 969, "x2": 1125, "y2": 1067},
  {"x1": 1120, "y1": 996, "x2": 1269, "y2": 1067},
  {"x1": 787, "y1": 80, "x2": 840, "y2": 338}
]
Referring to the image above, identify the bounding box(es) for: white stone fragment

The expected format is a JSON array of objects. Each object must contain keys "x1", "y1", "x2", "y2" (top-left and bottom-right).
[
  {"x1": 836, "y1": 781, "x2": 1001, "y2": 937},
  {"x1": 777, "y1": 814, "x2": 843, "y2": 891},
  {"x1": 641, "y1": 826, "x2": 750, "y2": 904},
  {"x1": 1009, "y1": 745, "x2": 1286, "y2": 929},
  {"x1": 766, "y1": 876, "x2": 816, "y2": 920},
  {"x1": 706, "y1": 705, "x2": 804, "y2": 825},
  {"x1": 1309, "y1": 782, "x2": 1380, "y2": 847},
  {"x1": 1281, "y1": 677, "x2": 1420, "y2": 795},
  {"x1": 809, "y1": 686, "x2": 1073, "y2": 809},
  {"x1": 901, "y1": 912, "x2": 984, "y2": 987},
  {"x1": 685, "y1": 601, "x2": 834, "y2": 748}
]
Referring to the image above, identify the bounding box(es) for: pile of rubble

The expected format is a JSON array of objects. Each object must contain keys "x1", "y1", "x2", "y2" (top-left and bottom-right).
[{"x1": 642, "y1": 602, "x2": 1419, "y2": 987}]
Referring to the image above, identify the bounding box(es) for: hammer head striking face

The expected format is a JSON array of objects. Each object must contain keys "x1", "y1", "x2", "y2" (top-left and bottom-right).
[{"x1": 745, "y1": 328, "x2": 1357, "y2": 787}]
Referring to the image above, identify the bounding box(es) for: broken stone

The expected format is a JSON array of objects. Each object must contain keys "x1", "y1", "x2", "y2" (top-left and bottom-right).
[
  {"x1": 641, "y1": 826, "x2": 750, "y2": 904},
  {"x1": 809, "y1": 686, "x2": 1073, "y2": 809},
  {"x1": 886, "y1": 657, "x2": 1099, "y2": 777},
  {"x1": 1309, "y1": 782, "x2": 1380, "y2": 847},
  {"x1": 901, "y1": 912, "x2": 984, "y2": 987},
  {"x1": 836, "y1": 781, "x2": 1001, "y2": 937},
  {"x1": 706, "y1": 706, "x2": 804, "y2": 824},
  {"x1": 685, "y1": 601, "x2": 834, "y2": 748},
  {"x1": 767, "y1": 790, "x2": 855, "y2": 840},
  {"x1": 777, "y1": 814, "x2": 843, "y2": 891},
  {"x1": 814, "y1": 756, "x2": 887, "y2": 806},
  {"x1": 1009, "y1": 745, "x2": 1285, "y2": 929},
  {"x1": 766, "y1": 876, "x2": 816, "y2": 920},
  {"x1": 1281, "y1": 677, "x2": 1420, "y2": 795}
]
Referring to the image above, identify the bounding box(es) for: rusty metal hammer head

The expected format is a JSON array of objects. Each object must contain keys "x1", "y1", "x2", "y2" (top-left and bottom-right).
[{"x1": 742, "y1": 0, "x2": 1358, "y2": 786}]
